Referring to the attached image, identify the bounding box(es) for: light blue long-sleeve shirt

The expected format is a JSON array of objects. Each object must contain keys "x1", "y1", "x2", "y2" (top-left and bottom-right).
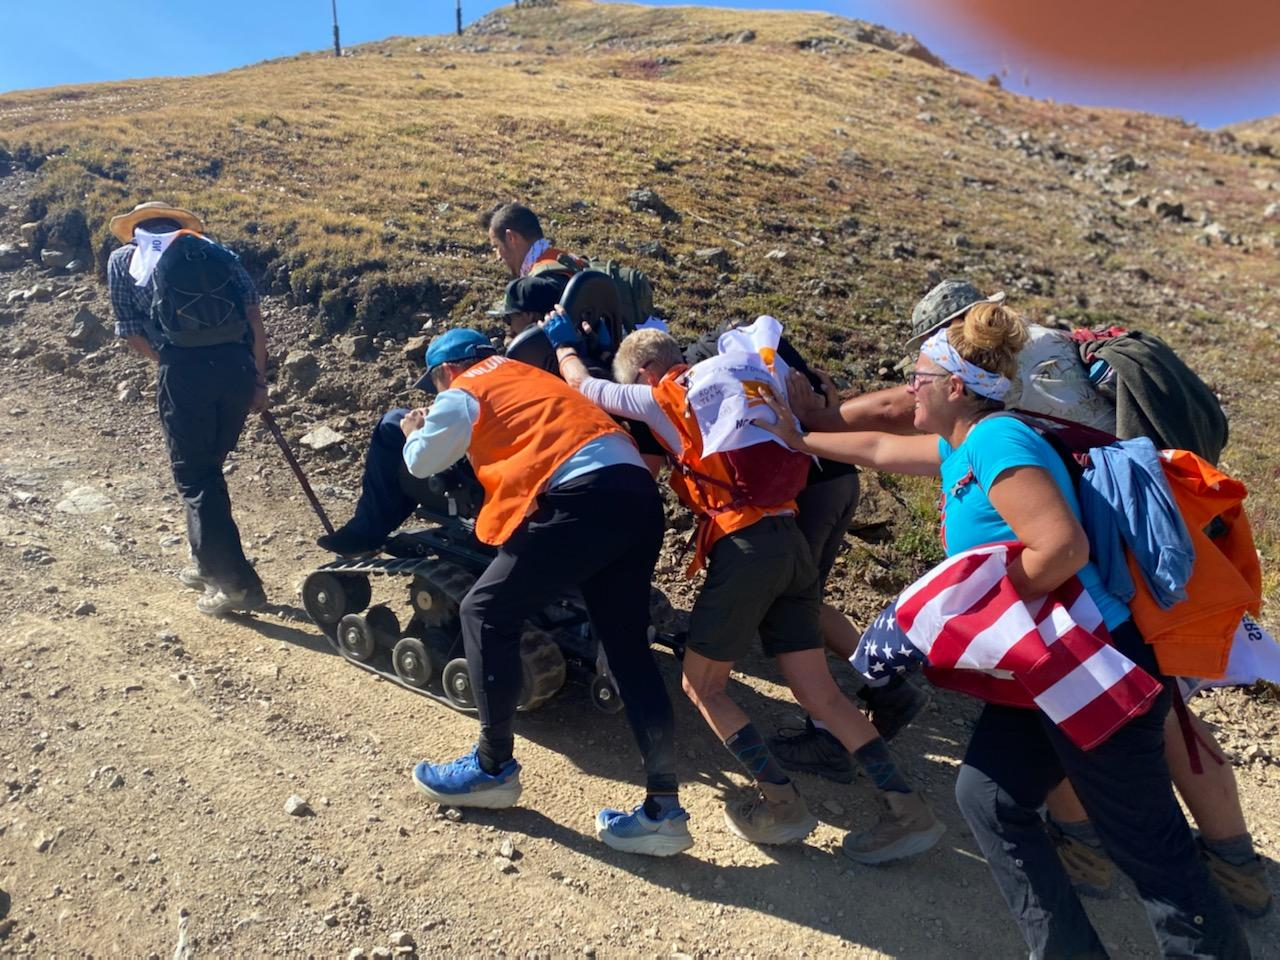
[{"x1": 401, "y1": 386, "x2": 644, "y2": 485}]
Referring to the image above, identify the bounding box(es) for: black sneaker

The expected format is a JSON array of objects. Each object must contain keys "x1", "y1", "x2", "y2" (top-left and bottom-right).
[
  {"x1": 768, "y1": 718, "x2": 854, "y2": 784},
  {"x1": 861, "y1": 681, "x2": 931, "y2": 742},
  {"x1": 316, "y1": 525, "x2": 384, "y2": 557}
]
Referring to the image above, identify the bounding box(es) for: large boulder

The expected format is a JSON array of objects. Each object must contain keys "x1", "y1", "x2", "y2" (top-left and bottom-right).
[{"x1": 41, "y1": 248, "x2": 73, "y2": 270}]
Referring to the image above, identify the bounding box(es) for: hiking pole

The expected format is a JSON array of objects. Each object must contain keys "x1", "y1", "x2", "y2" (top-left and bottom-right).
[{"x1": 260, "y1": 410, "x2": 335, "y2": 535}]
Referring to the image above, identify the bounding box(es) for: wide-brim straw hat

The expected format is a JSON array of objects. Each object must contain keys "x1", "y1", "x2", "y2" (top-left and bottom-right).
[{"x1": 109, "y1": 201, "x2": 205, "y2": 243}]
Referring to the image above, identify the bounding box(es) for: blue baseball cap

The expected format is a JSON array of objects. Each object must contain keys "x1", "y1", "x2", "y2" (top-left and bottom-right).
[{"x1": 415, "y1": 328, "x2": 496, "y2": 391}]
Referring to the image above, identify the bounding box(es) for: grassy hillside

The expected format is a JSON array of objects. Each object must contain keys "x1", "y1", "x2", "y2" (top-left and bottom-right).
[{"x1": 2, "y1": 0, "x2": 1279, "y2": 598}]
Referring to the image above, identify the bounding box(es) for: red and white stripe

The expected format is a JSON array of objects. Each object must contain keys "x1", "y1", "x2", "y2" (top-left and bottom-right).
[{"x1": 897, "y1": 542, "x2": 1162, "y2": 750}]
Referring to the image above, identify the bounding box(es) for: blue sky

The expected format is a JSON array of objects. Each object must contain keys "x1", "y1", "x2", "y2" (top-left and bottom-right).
[{"x1": 1, "y1": 1, "x2": 1276, "y2": 128}]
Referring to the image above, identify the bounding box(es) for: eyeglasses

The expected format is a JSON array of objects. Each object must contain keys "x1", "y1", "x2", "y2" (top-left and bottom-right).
[{"x1": 907, "y1": 370, "x2": 952, "y2": 389}]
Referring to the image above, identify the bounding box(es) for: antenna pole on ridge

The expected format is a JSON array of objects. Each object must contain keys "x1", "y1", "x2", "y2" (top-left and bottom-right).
[
  {"x1": 331, "y1": 0, "x2": 342, "y2": 57},
  {"x1": 456, "y1": 0, "x2": 463, "y2": 36}
]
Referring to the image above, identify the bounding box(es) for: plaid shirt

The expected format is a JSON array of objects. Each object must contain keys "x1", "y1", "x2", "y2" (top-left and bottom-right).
[{"x1": 107, "y1": 241, "x2": 259, "y2": 349}]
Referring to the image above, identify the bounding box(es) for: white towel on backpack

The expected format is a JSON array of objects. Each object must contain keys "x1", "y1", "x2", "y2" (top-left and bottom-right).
[{"x1": 128, "y1": 229, "x2": 182, "y2": 287}]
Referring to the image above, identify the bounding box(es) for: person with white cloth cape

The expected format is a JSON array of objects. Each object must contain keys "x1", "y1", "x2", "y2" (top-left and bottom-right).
[{"x1": 106, "y1": 201, "x2": 270, "y2": 617}]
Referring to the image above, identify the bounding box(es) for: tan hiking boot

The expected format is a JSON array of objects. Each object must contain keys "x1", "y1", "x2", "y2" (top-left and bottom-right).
[
  {"x1": 1200, "y1": 839, "x2": 1274, "y2": 919},
  {"x1": 841, "y1": 790, "x2": 945, "y2": 864},
  {"x1": 1046, "y1": 818, "x2": 1114, "y2": 898},
  {"x1": 724, "y1": 779, "x2": 818, "y2": 845}
]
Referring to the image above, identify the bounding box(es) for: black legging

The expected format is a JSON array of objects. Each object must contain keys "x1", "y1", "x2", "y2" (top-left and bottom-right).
[{"x1": 458, "y1": 465, "x2": 677, "y2": 794}]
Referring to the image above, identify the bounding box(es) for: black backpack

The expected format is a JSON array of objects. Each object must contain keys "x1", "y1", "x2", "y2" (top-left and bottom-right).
[
  {"x1": 531, "y1": 253, "x2": 656, "y2": 333},
  {"x1": 150, "y1": 233, "x2": 248, "y2": 348}
]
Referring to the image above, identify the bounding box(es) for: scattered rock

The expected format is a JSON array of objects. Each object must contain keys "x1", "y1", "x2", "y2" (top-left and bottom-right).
[
  {"x1": 371, "y1": 948, "x2": 393, "y2": 960},
  {"x1": 626, "y1": 187, "x2": 680, "y2": 223},
  {"x1": 347, "y1": 950, "x2": 368, "y2": 960},
  {"x1": 40, "y1": 248, "x2": 72, "y2": 270},
  {"x1": 66, "y1": 308, "x2": 110, "y2": 350},
  {"x1": 0, "y1": 243, "x2": 23, "y2": 270},
  {"x1": 1154, "y1": 200, "x2": 1185, "y2": 221},
  {"x1": 733, "y1": 29, "x2": 756, "y2": 43},
  {"x1": 34, "y1": 350, "x2": 69, "y2": 373},
  {"x1": 764, "y1": 248, "x2": 790, "y2": 261},
  {"x1": 499, "y1": 838, "x2": 516, "y2": 859},
  {"x1": 1202, "y1": 222, "x2": 1232, "y2": 244},
  {"x1": 694, "y1": 247, "x2": 730, "y2": 270},
  {"x1": 281, "y1": 350, "x2": 320, "y2": 392},
  {"x1": 1264, "y1": 201, "x2": 1280, "y2": 219},
  {"x1": 284, "y1": 794, "x2": 315, "y2": 817},
  {"x1": 401, "y1": 335, "x2": 429, "y2": 362},
  {"x1": 323, "y1": 913, "x2": 339, "y2": 927},
  {"x1": 493, "y1": 855, "x2": 517, "y2": 874},
  {"x1": 26, "y1": 283, "x2": 54, "y2": 302},
  {"x1": 33, "y1": 834, "x2": 54, "y2": 853},
  {"x1": 821, "y1": 799, "x2": 845, "y2": 816},
  {"x1": 338, "y1": 335, "x2": 371, "y2": 358},
  {"x1": 300, "y1": 425, "x2": 345, "y2": 452},
  {"x1": 390, "y1": 931, "x2": 415, "y2": 948},
  {"x1": 118, "y1": 383, "x2": 141, "y2": 403},
  {"x1": 107, "y1": 772, "x2": 125, "y2": 789},
  {"x1": 634, "y1": 239, "x2": 670, "y2": 262},
  {"x1": 73, "y1": 601, "x2": 97, "y2": 617},
  {"x1": 55, "y1": 486, "x2": 115, "y2": 515}
]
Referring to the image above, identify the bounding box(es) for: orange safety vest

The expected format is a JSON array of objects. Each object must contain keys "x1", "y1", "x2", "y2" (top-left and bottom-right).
[
  {"x1": 651, "y1": 366, "x2": 796, "y2": 575},
  {"x1": 525, "y1": 247, "x2": 584, "y2": 278},
  {"x1": 1126, "y1": 449, "x2": 1262, "y2": 679},
  {"x1": 454, "y1": 356, "x2": 631, "y2": 546}
]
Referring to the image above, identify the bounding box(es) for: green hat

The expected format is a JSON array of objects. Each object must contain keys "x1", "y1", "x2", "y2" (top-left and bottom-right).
[{"x1": 904, "y1": 279, "x2": 1006, "y2": 352}]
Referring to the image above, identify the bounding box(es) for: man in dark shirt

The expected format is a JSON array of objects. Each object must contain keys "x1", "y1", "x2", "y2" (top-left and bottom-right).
[{"x1": 107, "y1": 201, "x2": 269, "y2": 616}]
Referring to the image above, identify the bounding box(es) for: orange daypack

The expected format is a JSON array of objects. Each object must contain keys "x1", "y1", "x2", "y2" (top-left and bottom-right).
[{"x1": 1126, "y1": 450, "x2": 1261, "y2": 679}]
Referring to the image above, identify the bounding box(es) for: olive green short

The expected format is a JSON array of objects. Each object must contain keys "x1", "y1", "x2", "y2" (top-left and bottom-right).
[{"x1": 686, "y1": 515, "x2": 823, "y2": 663}]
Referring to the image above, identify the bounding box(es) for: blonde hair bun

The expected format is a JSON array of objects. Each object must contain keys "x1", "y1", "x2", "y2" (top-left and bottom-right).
[{"x1": 946, "y1": 302, "x2": 1028, "y2": 381}]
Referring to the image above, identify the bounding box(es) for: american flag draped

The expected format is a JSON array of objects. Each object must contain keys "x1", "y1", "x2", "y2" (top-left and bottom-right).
[{"x1": 852, "y1": 542, "x2": 1163, "y2": 750}]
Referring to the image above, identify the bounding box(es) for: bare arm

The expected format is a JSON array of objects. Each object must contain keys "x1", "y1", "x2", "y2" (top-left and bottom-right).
[
  {"x1": 556, "y1": 345, "x2": 589, "y2": 389},
  {"x1": 123, "y1": 335, "x2": 159, "y2": 363},
  {"x1": 756, "y1": 390, "x2": 941, "y2": 475},
  {"x1": 788, "y1": 369, "x2": 916, "y2": 434},
  {"x1": 987, "y1": 466, "x2": 1091, "y2": 598}
]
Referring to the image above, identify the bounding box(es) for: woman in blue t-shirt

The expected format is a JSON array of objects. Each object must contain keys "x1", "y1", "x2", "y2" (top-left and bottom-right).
[{"x1": 757, "y1": 303, "x2": 1247, "y2": 960}]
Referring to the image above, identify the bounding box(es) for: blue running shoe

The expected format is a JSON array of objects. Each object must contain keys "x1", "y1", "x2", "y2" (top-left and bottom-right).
[
  {"x1": 412, "y1": 746, "x2": 522, "y2": 809},
  {"x1": 596, "y1": 803, "x2": 693, "y2": 857}
]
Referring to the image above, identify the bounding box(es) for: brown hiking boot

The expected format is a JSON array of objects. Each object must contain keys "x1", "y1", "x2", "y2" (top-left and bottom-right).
[
  {"x1": 1200, "y1": 839, "x2": 1274, "y2": 919},
  {"x1": 724, "y1": 779, "x2": 818, "y2": 845},
  {"x1": 841, "y1": 790, "x2": 945, "y2": 864},
  {"x1": 1047, "y1": 818, "x2": 1114, "y2": 898}
]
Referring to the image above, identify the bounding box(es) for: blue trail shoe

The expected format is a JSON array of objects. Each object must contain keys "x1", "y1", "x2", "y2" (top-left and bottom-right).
[
  {"x1": 596, "y1": 804, "x2": 694, "y2": 857},
  {"x1": 412, "y1": 746, "x2": 522, "y2": 809}
]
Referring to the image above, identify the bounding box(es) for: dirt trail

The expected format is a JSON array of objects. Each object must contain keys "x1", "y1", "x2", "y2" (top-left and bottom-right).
[{"x1": 0, "y1": 324, "x2": 1277, "y2": 958}]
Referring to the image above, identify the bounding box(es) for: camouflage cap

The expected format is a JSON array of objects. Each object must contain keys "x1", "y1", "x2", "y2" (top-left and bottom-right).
[{"x1": 904, "y1": 279, "x2": 1006, "y2": 352}]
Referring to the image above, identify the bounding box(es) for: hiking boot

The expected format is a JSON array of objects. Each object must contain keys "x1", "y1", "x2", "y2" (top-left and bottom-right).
[
  {"x1": 1200, "y1": 838, "x2": 1274, "y2": 918},
  {"x1": 769, "y1": 718, "x2": 855, "y2": 784},
  {"x1": 178, "y1": 566, "x2": 210, "y2": 592},
  {"x1": 724, "y1": 779, "x2": 818, "y2": 845},
  {"x1": 841, "y1": 790, "x2": 946, "y2": 864},
  {"x1": 412, "y1": 746, "x2": 522, "y2": 809},
  {"x1": 1047, "y1": 817, "x2": 1114, "y2": 898},
  {"x1": 196, "y1": 583, "x2": 267, "y2": 617},
  {"x1": 316, "y1": 524, "x2": 385, "y2": 558},
  {"x1": 596, "y1": 804, "x2": 694, "y2": 857},
  {"x1": 860, "y1": 681, "x2": 931, "y2": 742}
]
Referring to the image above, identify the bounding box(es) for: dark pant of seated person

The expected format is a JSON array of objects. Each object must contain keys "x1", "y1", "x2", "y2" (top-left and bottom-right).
[{"x1": 318, "y1": 408, "x2": 440, "y2": 555}]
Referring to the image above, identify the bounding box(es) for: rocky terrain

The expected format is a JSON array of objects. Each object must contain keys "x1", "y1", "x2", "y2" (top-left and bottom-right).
[{"x1": 0, "y1": 1, "x2": 1278, "y2": 956}]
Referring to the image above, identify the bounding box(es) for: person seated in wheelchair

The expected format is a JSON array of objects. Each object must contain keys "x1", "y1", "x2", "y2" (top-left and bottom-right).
[{"x1": 317, "y1": 271, "x2": 634, "y2": 556}]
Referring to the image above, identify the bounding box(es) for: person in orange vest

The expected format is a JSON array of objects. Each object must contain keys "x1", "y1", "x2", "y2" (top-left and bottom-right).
[
  {"x1": 551, "y1": 318, "x2": 945, "y2": 861},
  {"x1": 407, "y1": 328, "x2": 691, "y2": 857}
]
